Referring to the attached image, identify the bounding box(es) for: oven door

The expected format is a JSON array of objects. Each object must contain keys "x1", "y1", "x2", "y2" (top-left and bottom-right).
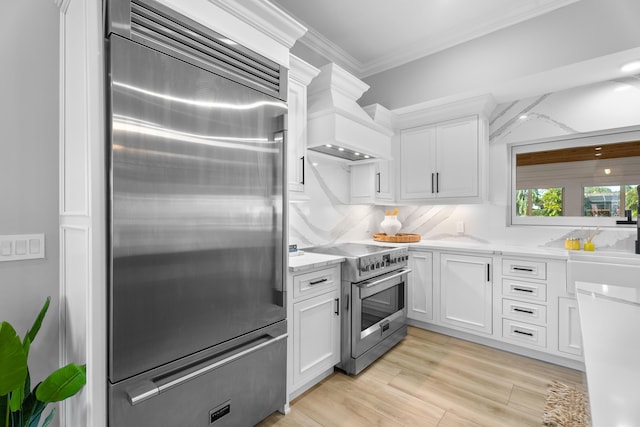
[{"x1": 352, "y1": 268, "x2": 409, "y2": 358}]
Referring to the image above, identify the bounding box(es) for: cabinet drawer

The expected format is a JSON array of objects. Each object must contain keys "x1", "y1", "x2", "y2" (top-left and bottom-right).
[
  {"x1": 293, "y1": 265, "x2": 340, "y2": 300},
  {"x1": 502, "y1": 279, "x2": 547, "y2": 302},
  {"x1": 502, "y1": 319, "x2": 546, "y2": 348},
  {"x1": 502, "y1": 258, "x2": 547, "y2": 280},
  {"x1": 502, "y1": 298, "x2": 547, "y2": 325}
]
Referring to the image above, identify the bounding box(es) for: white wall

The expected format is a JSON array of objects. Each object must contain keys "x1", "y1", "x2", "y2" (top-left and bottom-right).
[
  {"x1": 0, "y1": 1, "x2": 61, "y2": 426},
  {"x1": 359, "y1": 0, "x2": 640, "y2": 109}
]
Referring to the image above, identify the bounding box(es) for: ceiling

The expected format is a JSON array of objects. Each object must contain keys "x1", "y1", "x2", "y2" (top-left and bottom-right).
[{"x1": 269, "y1": 0, "x2": 582, "y2": 77}]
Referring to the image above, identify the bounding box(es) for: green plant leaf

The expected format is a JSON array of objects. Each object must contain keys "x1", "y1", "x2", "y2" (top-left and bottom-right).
[
  {"x1": 23, "y1": 298, "x2": 50, "y2": 348},
  {"x1": 35, "y1": 364, "x2": 86, "y2": 403},
  {"x1": 34, "y1": 408, "x2": 54, "y2": 427},
  {"x1": 20, "y1": 388, "x2": 46, "y2": 427},
  {"x1": 0, "y1": 322, "x2": 28, "y2": 396}
]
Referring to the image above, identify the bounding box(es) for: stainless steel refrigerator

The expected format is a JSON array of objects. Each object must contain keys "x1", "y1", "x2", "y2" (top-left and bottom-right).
[{"x1": 106, "y1": 1, "x2": 288, "y2": 425}]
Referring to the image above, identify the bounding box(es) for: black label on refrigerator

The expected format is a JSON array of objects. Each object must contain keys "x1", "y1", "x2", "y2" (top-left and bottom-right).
[{"x1": 210, "y1": 401, "x2": 231, "y2": 424}]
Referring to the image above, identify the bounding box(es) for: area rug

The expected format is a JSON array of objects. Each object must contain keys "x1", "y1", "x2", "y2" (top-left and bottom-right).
[{"x1": 542, "y1": 381, "x2": 590, "y2": 427}]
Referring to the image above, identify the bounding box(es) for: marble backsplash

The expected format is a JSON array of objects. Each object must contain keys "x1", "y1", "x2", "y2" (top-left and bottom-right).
[{"x1": 289, "y1": 74, "x2": 640, "y2": 253}]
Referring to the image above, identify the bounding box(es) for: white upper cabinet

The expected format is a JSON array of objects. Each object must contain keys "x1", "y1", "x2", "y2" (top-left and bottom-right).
[
  {"x1": 435, "y1": 116, "x2": 479, "y2": 198},
  {"x1": 400, "y1": 115, "x2": 479, "y2": 202},
  {"x1": 287, "y1": 55, "x2": 320, "y2": 195},
  {"x1": 400, "y1": 124, "x2": 437, "y2": 200}
]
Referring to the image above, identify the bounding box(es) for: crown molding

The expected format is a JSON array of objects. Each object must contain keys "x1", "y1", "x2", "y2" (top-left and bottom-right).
[
  {"x1": 359, "y1": 0, "x2": 582, "y2": 78},
  {"x1": 289, "y1": 55, "x2": 320, "y2": 86},
  {"x1": 298, "y1": 27, "x2": 362, "y2": 77},
  {"x1": 210, "y1": 0, "x2": 307, "y2": 50},
  {"x1": 393, "y1": 93, "x2": 497, "y2": 129},
  {"x1": 289, "y1": 0, "x2": 582, "y2": 79}
]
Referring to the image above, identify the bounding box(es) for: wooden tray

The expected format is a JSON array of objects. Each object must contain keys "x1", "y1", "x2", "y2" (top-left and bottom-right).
[{"x1": 373, "y1": 233, "x2": 421, "y2": 243}]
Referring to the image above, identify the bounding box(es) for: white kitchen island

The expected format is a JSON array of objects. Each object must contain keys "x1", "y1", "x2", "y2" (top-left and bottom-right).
[{"x1": 576, "y1": 280, "x2": 640, "y2": 427}]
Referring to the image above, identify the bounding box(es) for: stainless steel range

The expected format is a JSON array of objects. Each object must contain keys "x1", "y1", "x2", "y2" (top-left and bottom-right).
[{"x1": 304, "y1": 243, "x2": 410, "y2": 375}]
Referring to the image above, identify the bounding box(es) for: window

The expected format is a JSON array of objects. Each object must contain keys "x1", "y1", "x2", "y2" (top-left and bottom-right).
[
  {"x1": 584, "y1": 185, "x2": 638, "y2": 217},
  {"x1": 516, "y1": 188, "x2": 563, "y2": 217}
]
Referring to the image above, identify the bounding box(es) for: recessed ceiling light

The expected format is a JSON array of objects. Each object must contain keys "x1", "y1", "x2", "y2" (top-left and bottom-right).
[
  {"x1": 621, "y1": 60, "x2": 640, "y2": 73},
  {"x1": 338, "y1": 147, "x2": 345, "y2": 151},
  {"x1": 325, "y1": 144, "x2": 332, "y2": 148},
  {"x1": 604, "y1": 168, "x2": 611, "y2": 175},
  {"x1": 354, "y1": 152, "x2": 360, "y2": 156},
  {"x1": 519, "y1": 114, "x2": 528, "y2": 120},
  {"x1": 364, "y1": 155, "x2": 370, "y2": 159}
]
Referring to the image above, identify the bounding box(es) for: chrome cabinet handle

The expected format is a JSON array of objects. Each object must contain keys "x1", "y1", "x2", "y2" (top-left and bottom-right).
[
  {"x1": 127, "y1": 333, "x2": 287, "y2": 406},
  {"x1": 513, "y1": 329, "x2": 534, "y2": 337},
  {"x1": 335, "y1": 298, "x2": 339, "y2": 315},
  {"x1": 359, "y1": 269, "x2": 411, "y2": 289},
  {"x1": 513, "y1": 287, "x2": 534, "y2": 293},
  {"x1": 376, "y1": 172, "x2": 381, "y2": 193},
  {"x1": 512, "y1": 266, "x2": 534, "y2": 272},
  {"x1": 309, "y1": 278, "x2": 328, "y2": 285},
  {"x1": 513, "y1": 307, "x2": 534, "y2": 315},
  {"x1": 300, "y1": 156, "x2": 305, "y2": 185}
]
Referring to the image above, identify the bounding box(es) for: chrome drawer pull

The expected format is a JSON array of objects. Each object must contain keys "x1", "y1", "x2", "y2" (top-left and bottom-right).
[
  {"x1": 309, "y1": 278, "x2": 328, "y2": 285},
  {"x1": 513, "y1": 329, "x2": 534, "y2": 337},
  {"x1": 127, "y1": 333, "x2": 287, "y2": 406},
  {"x1": 513, "y1": 287, "x2": 534, "y2": 293},
  {"x1": 513, "y1": 266, "x2": 534, "y2": 272},
  {"x1": 513, "y1": 307, "x2": 534, "y2": 315}
]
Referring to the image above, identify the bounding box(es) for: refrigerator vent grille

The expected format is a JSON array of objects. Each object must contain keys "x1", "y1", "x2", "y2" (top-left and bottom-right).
[{"x1": 129, "y1": 0, "x2": 282, "y2": 98}]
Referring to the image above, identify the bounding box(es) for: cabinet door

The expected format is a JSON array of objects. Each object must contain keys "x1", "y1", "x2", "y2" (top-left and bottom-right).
[
  {"x1": 292, "y1": 290, "x2": 340, "y2": 388},
  {"x1": 440, "y1": 253, "x2": 492, "y2": 334},
  {"x1": 400, "y1": 125, "x2": 437, "y2": 200},
  {"x1": 350, "y1": 162, "x2": 375, "y2": 204},
  {"x1": 408, "y1": 251, "x2": 433, "y2": 322},
  {"x1": 435, "y1": 116, "x2": 479, "y2": 198},
  {"x1": 375, "y1": 160, "x2": 393, "y2": 202},
  {"x1": 287, "y1": 79, "x2": 307, "y2": 192},
  {"x1": 558, "y1": 297, "x2": 583, "y2": 356}
]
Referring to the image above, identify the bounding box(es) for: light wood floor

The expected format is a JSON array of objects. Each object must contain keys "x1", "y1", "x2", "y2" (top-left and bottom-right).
[{"x1": 258, "y1": 326, "x2": 586, "y2": 427}]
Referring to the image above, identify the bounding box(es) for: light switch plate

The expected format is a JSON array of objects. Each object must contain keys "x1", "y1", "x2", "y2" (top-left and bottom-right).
[{"x1": 0, "y1": 234, "x2": 45, "y2": 262}]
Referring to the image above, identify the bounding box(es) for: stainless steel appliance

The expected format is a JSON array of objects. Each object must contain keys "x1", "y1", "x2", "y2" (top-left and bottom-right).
[
  {"x1": 106, "y1": 1, "x2": 288, "y2": 425},
  {"x1": 304, "y1": 243, "x2": 410, "y2": 375}
]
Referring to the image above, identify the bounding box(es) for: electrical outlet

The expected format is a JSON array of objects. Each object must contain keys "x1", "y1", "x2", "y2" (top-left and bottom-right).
[{"x1": 456, "y1": 221, "x2": 465, "y2": 234}]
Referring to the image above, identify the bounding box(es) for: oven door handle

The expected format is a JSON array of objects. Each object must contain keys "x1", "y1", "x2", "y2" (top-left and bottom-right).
[{"x1": 358, "y1": 268, "x2": 411, "y2": 290}]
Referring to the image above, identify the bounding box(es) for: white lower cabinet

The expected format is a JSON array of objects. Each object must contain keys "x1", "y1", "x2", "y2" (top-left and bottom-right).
[
  {"x1": 558, "y1": 297, "x2": 583, "y2": 356},
  {"x1": 408, "y1": 247, "x2": 581, "y2": 368},
  {"x1": 408, "y1": 250, "x2": 433, "y2": 322},
  {"x1": 439, "y1": 252, "x2": 493, "y2": 334},
  {"x1": 288, "y1": 265, "x2": 341, "y2": 400},
  {"x1": 292, "y1": 289, "x2": 340, "y2": 388}
]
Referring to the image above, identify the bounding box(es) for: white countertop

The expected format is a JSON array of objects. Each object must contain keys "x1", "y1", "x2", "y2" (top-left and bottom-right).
[
  {"x1": 287, "y1": 252, "x2": 345, "y2": 272},
  {"x1": 576, "y1": 280, "x2": 640, "y2": 427},
  {"x1": 356, "y1": 238, "x2": 570, "y2": 260}
]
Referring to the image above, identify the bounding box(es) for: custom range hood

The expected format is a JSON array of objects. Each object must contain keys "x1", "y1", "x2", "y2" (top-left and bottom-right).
[{"x1": 307, "y1": 63, "x2": 393, "y2": 161}]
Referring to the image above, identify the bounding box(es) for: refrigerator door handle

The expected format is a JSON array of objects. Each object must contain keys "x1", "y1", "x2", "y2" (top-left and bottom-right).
[{"x1": 127, "y1": 333, "x2": 288, "y2": 406}]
